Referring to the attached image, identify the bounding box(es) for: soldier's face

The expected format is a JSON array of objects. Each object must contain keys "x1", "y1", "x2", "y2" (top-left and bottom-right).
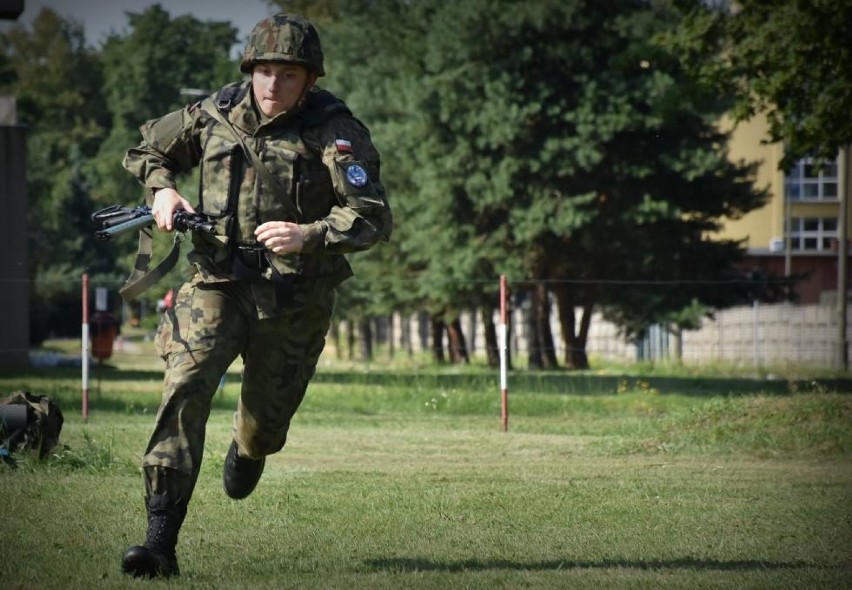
[{"x1": 252, "y1": 62, "x2": 315, "y2": 117}]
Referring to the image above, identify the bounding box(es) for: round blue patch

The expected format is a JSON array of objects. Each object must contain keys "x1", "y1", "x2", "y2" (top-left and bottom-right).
[{"x1": 346, "y1": 164, "x2": 369, "y2": 187}]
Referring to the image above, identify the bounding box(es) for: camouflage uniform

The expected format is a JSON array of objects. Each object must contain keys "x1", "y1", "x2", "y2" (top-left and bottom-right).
[{"x1": 122, "y1": 44, "x2": 391, "y2": 505}]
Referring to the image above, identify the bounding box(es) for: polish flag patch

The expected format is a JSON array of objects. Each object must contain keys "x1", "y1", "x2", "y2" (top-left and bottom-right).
[{"x1": 335, "y1": 138, "x2": 353, "y2": 153}]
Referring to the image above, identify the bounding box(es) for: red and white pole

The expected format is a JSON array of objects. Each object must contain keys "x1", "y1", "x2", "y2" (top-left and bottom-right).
[
  {"x1": 81, "y1": 273, "x2": 89, "y2": 421},
  {"x1": 499, "y1": 274, "x2": 509, "y2": 432}
]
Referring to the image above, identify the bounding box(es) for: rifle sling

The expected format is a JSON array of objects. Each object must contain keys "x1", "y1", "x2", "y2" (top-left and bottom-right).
[{"x1": 119, "y1": 229, "x2": 182, "y2": 301}]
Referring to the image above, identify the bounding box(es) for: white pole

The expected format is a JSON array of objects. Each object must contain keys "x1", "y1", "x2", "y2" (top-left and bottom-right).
[
  {"x1": 82, "y1": 274, "x2": 89, "y2": 420},
  {"x1": 499, "y1": 275, "x2": 508, "y2": 432}
]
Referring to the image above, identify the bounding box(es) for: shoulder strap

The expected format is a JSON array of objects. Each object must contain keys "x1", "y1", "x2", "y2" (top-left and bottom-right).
[
  {"x1": 119, "y1": 230, "x2": 183, "y2": 301},
  {"x1": 299, "y1": 89, "x2": 352, "y2": 129},
  {"x1": 213, "y1": 82, "x2": 250, "y2": 113}
]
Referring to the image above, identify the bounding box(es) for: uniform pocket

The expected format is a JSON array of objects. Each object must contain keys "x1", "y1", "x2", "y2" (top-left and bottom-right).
[
  {"x1": 330, "y1": 159, "x2": 380, "y2": 203},
  {"x1": 154, "y1": 278, "x2": 227, "y2": 359},
  {"x1": 257, "y1": 141, "x2": 299, "y2": 222},
  {"x1": 200, "y1": 132, "x2": 241, "y2": 217}
]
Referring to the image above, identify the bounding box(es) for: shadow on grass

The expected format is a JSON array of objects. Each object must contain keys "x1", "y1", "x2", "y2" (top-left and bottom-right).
[
  {"x1": 364, "y1": 556, "x2": 818, "y2": 573},
  {"x1": 4, "y1": 365, "x2": 852, "y2": 397},
  {"x1": 310, "y1": 371, "x2": 852, "y2": 396},
  {"x1": 75, "y1": 392, "x2": 236, "y2": 414},
  {"x1": 0, "y1": 367, "x2": 235, "y2": 414}
]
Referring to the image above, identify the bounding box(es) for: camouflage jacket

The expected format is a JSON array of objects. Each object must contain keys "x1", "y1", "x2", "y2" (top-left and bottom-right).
[{"x1": 123, "y1": 81, "x2": 392, "y2": 287}]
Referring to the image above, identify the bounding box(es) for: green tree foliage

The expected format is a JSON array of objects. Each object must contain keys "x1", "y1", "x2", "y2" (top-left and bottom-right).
[
  {"x1": 86, "y1": 7, "x2": 241, "y2": 314},
  {"x1": 5, "y1": 1, "x2": 787, "y2": 366},
  {"x1": 0, "y1": 9, "x2": 114, "y2": 341},
  {"x1": 88, "y1": 5, "x2": 239, "y2": 208},
  {"x1": 322, "y1": 0, "x2": 514, "y2": 362},
  {"x1": 0, "y1": 9, "x2": 109, "y2": 268},
  {"x1": 664, "y1": 0, "x2": 852, "y2": 170},
  {"x1": 319, "y1": 0, "x2": 778, "y2": 368},
  {"x1": 1, "y1": 7, "x2": 241, "y2": 341},
  {"x1": 724, "y1": 0, "x2": 852, "y2": 169},
  {"x1": 269, "y1": 0, "x2": 341, "y2": 25}
]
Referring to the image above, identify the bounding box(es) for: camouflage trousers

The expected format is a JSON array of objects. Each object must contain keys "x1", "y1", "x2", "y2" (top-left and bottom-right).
[{"x1": 142, "y1": 274, "x2": 334, "y2": 502}]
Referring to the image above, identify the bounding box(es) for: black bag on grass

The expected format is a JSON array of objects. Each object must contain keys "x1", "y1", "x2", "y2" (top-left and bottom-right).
[{"x1": 0, "y1": 391, "x2": 64, "y2": 461}]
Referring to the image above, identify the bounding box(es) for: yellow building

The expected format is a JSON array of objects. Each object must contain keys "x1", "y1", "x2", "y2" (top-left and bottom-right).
[{"x1": 718, "y1": 114, "x2": 851, "y2": 304}]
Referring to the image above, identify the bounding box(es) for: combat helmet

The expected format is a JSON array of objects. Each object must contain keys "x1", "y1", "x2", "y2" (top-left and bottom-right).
[{"x1": 240, "y1": 13, "x2": 325, "y2": 76}]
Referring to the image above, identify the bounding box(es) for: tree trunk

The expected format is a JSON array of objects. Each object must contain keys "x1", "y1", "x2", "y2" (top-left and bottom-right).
[
  {"x1": 431, "y1": 316, "x2": 446, "y2": 363},
  {"x1": 553, "y1": 285, "x2": 591, "y2": 370},
  {"x1": 466, "y1": 308, "x2": 478, "y2": 356},
  {"x1": 358, "y1": 317, "x2": 373, "y2": 362},
  {"x1": 346, "y1": 319, "x2": 355, "y2": 361},
  {"x1": 418, "y1": 311, "x2": 430, "y2": 350},
  {"x1": 387, "y1": 314, "x2": 395, "y2": 359},
  {"x1": 526, "y1": 287, "x2": 543, "y2": 370},
  {"x1": 330, "y1": 320, "x2": 341, "y2": 360},
  {"x1": 670, "y1": 324, "x2": 683, "y2": 363},
  {"x1": 575, "y1": 304, "x2": 592, "y2": 369},
  {"x1": 446, "y1": 318, "x2": 470, "y2": 364},
  {"x1": 480, "y1": 303, "x2": 499, "y2": 368},
  {"x1": 535, "y1": 282, "x2": 559, "y2": 369},
  {"x1": 401, "y1": 314, "x2": 413, "y2": 357}
]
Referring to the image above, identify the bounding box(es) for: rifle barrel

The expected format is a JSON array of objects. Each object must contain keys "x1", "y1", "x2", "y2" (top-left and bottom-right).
[{"x1": 94, "y1": 213, "x2": 155, "y2": 241}]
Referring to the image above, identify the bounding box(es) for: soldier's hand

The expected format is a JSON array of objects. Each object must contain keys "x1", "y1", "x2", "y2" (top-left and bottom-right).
[
  {"x1": 255, "y1": 221, "x2": 304, "y2": 254},
  {"x1": 152, "y1": 188, "x2": 196, "y2": 232}
]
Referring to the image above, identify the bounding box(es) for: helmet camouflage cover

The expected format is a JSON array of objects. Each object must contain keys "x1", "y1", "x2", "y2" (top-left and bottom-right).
[{"x1": 240, "y1": 13, "x2": 325, "y2": 76}]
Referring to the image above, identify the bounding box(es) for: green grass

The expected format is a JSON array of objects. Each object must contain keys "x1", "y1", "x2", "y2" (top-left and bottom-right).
[{"x1": 1, "y1": 341, "x2": 850, "y2": 589}]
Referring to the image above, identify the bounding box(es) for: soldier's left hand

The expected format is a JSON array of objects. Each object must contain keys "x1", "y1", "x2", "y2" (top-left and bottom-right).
[{"x1": 255, "y1": 221, "x2": 304, "y2": 254}]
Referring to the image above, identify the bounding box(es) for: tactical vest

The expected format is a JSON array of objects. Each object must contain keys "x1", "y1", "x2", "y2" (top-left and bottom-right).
[
  {"x1": 119, "y1": 83, "x2": 368, "y2": 302},
  {"x1": 192, "y1": 82, "x2": 353, "y2": 279}
]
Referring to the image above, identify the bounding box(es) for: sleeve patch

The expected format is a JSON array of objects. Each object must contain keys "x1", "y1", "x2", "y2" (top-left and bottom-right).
[
  {"x1": 346, "y1": 163, "x2": 369, "y2": 187},
  {"x1": 335, "y1": 138, "x2": 353, "y2": 153}
]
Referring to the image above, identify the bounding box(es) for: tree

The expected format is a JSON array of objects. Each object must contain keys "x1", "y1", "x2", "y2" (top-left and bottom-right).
[
  {"x1": 322, "y1": 0, "x2": 523, "y2": 365},
  {"x1": 83, "y1": 7, "x2": 241, "y2": 315},
  {"x1": 366, "y1": 0, "x2": 776, "y2": 369},
  {"x1": 661, "y1": 0, "x2": 851, "y2": 169},
  {"x1": 269, "y1": 0, "x2": 341, "y2": 26},
  {"x1": 667, "y1": 0, "x2": 852, "y2": 369},
  {"x1": 1, "y1": 8, "x2": 113, "y2": 341},
  {"x1": 2, "y1": 7, "x2": 244, "y2": 340},
  {"x1": 89, "y1": 5, "x2": 239, "y2": 208},
  {"x1": 724, "y1": 1, "x2": 852, "y2": 169},
  {"x1": 0, "y1": 9, "x2": 109, "y2": 269},
  {"x1": 252, "y1": 0, "x2": 784, "y2": 371}
]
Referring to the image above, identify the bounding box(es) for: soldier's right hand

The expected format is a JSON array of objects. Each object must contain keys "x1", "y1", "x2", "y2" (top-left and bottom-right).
[{"x1": 152, "y1": 188, "x2": 196, "y2": 231}]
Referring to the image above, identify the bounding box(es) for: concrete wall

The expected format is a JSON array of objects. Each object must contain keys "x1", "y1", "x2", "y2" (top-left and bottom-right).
[{"x1": 379, "y1": 301, "x2": 849, "y2": 370}]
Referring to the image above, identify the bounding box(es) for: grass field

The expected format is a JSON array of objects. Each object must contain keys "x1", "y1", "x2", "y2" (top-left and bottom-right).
[{"x1": 1, "y1": 340, "x2": 851, "y2": 589}]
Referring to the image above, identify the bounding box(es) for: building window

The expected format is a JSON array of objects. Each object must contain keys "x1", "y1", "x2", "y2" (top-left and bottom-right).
[
  {"x1": 788, "y1": 217, "x2": 838, "y2": 251},
  {"x1": 784, "y1": 157, "x2": 839, "y2": 201}
]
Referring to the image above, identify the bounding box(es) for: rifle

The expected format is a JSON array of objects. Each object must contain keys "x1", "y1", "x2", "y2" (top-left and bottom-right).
[
  {"x1": 91, "y1": 205, "x2": 218, "y2": 300},
  {"x1": 92, "y1": 205, "x2": 217, "y2": 241}
]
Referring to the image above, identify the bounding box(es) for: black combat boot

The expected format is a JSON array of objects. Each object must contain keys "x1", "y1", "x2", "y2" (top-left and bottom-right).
[
  {"x1": 122, "y1": 494, "x2": 187, "y2": 578},
  {"x1": 223, "y1": 440, "x2": 265, "y2": 499}
]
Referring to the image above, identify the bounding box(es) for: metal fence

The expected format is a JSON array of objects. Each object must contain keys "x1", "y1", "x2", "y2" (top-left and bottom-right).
[{"x1": 389, "y1": 302, "x2": 848, "y2": 370}]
